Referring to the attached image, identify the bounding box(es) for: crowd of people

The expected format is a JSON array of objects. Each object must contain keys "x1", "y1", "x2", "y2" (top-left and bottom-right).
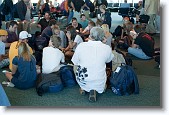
[{"x1": 0, "y1": 0, "x2": 160, "y2": 102}]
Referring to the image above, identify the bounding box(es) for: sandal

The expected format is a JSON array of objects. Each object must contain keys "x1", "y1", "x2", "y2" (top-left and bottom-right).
[
  {"x1": 79, "y1": 88, "x2": 86, "y2": 95},
  {"x1": 89, "y1": 90, "x2": 97, "y2": 102}
]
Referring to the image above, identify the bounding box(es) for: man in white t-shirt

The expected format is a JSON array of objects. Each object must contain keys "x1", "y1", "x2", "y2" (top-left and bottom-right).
[
  {"x1": 42, "y1": 35, "x2": 65, "y2": 74},
  {"x1": 71, "y1": 27, "x2": 114, "y2": 102}
]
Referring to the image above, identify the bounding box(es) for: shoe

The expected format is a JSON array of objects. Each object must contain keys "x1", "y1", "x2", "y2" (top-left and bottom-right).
[
  {"x1": 89, "y1": 90, "x2": 97, "y2": 102},
  {"x1": 79, "y1": 88, "x2": 86, "y2": 95}
]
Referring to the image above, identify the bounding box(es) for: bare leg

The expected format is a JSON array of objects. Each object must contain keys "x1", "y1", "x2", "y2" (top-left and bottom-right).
[{"x1": 5, "y1": 72, "x2": 13, "y2": 82}]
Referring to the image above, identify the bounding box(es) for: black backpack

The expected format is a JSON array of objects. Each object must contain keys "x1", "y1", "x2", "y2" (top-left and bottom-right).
[
  {"x1": 36, "y1": 71, "x2": 63, "y2": 96},
  {"x1": 110, "y1": 64, "x2": 139, "y2": 96},
  {"x1": 35, "y1": 35, "x2": 47, "y2": 51}
]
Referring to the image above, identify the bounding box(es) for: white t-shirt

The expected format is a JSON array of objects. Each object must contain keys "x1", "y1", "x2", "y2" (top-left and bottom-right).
[
  {"x1": 73, "y1": 35, "x2": 83, "y2": 51},
  {"x1": 42, "y1": 47, "x2": 65, "y2": 74},
  {"x1": 71, "y1": 40, "x2": 114, "y2": 93}
]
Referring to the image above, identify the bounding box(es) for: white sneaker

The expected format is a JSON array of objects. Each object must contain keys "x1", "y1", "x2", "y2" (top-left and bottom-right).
[{"x1": 7, "y1": 82, "x2": 15, "y2": 87}]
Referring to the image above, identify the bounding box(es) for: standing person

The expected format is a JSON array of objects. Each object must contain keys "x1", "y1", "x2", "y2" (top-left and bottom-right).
[
  {"x1": 67, "y1": 0, "x2": 74, "y2": 25},
  {"x1": 71, "y1": 27, "x2": 113, "y2": 102},
  {"x1": 16, "y1": 0, "x2": 27, "y2": 22},
  {"x1": 5, "y1": 21, "x2": 19, "y2": 48},
  {"x1": 0, "y1": 0, "x2": 13, "y2": 21},
  {"x1": 5, "y1": 42, "x2": 37, "y2": 90},
  {"x1": 42, "y1": 35, "x2": 65, "y2": 74},
  {"x1": 36, "y1": 0, "x2": 45, "y2": 21},
  {"x1": 99, "y1": 4, "x2": 111, "y2": 29},
  {"x1": 71, "y1": 0, "x2": 85, "y2": 22},
  {"x1": 37, "y1": 11, "x2": 51, "y2": 32},
  {"x1": 41, "y1": 0, "x2": 50, "y2": 15},
  {"x1": 8, "y1": 31, "x2": 33, "y2": 71},
  {"x1": 0, "y1": 29, "x2": 9, "y2": 69},
  {"x1": 144, "y1": 0, "x2": 159, "y2": 34}
]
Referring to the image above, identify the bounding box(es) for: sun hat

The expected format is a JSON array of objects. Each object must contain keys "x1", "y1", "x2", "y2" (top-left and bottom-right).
[
  {"x1": 0, "y1": 29, "x2": 8, "y2": 36},
  {"x1": 19, "y1": 31, "x2": 32, "y2": 39}
]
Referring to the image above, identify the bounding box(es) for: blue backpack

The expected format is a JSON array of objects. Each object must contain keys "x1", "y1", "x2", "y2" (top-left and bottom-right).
[
  {"x1": 60, "y1": 65, "x2": 77, "y2": 87},
  {"x1": 110, "y1": 64, "x2": 139, "y2": 96}
]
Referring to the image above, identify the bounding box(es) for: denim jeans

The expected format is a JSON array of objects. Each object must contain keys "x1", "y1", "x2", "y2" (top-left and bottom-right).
[
  {"x1": 128, "y1": 47, "x2": 152, "y2": 60},
  {"x1": 67, "y1": 10, "x2": 74, "y2": 24},
  {"x1": 5, "y1": 13, "x2": 13, "y2": 21}
]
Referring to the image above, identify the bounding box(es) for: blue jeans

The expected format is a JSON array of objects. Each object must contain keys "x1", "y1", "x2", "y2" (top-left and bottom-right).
[
  {"x1": 5, "y1": 13, "x2": 13, "y2": 21},
  {"x1": 67, "y1": 10, "x2": 74, "y2": 24},
  {"x1": 128, "y1": 47, "x2": 152, "y2": 60}
]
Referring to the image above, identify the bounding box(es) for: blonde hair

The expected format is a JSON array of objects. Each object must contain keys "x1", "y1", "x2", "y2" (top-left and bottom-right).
[
  {"x1": 101, "y1": 24, "x2": 109, "y2": 32},
  {"x1": 52, "y1": 25, "x2": 60, "y2": 34},
  {"x1": 18, "y1": 42, "x2": 32, "y2": 61}
]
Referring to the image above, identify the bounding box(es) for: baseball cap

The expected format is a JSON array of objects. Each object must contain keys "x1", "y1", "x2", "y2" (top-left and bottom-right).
[
  {"x1": 0, "y1": 29, "x2": 8, "y2": 36},
  {"x1": 19, "y1": 31, "x2": 32, "y2": 40}
]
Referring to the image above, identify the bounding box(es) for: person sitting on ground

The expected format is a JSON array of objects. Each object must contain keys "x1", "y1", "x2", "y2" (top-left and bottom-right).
[
  {"x1": 38, "y1": 11, "x2": 51, "y2": 32},
  {"x1": 41, "y1": 19, "x2": 57, "y2": 46},
  {"x1": 5, "y1": 21, "x2": 19, "y2": 48},
  {"x1": 8, "y1": 31, "x2": 33, "y2": 71},
  {"x1": 42, "y1": 35, "x2": 65, "y2": 74},
  {"x1": 69, "y1": 17, "x2": 83, "y2": 33},
  {"x1": 63, "y1": 25, "x2": 83, "y2": 60},
  {"x1": 127, "y1": 25, "x2": 155, "y2": 59},
  {"x1": 81, "y1": 21, "x2": 96, "y2": 41},
  {"x1": 99, "y1": 4, "x2": 111, "y2": 29},
  {"x1": 52, "y1": 25, "x2": 67, "y2": 49},
  {"x1": 71, "y1": 27, "x2": 114, "y2": 102},
  {"x1": 0, "y1": 30, "x2": 9, "y2": 69},
  {"x1": 5, "y1": 42, "x2": 37, "y2": 90},
  {"x1": 79, "y1": 14, "x2": 89, "y2": 30},
  {"x1": 101, "y1": 24, "x2": 113, "y2": 47}
]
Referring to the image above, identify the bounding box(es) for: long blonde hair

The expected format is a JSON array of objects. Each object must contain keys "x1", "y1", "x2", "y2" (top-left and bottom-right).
[{"x1": 18, "y1": 42, "x2": 32, "y2": 61}]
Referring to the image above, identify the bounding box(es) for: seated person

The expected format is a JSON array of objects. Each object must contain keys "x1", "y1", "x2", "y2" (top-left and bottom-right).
[
  {"x1": 42, "y1": 35, "x2": 65, "y2": 74},
  {"x1": 79, "y1": 14, "x2": 89, "y2": 30},
  {"x1": 52, "y1": 25, "x2": 67, "y2": 48},
  {"x1": 71, "y1": 27, "x2": 114, "y2": 102},
  {"x1": 5, "y1": 42, "x2": 37, "y2": 90},
  {"x1": 99, "y1": 4, "x2": 111, "y2": 29},
  {"x1": 38, "y1": 11, "x2": 51, "y2": 32},
  {"x1": 0, "y1": 30, "x2": 9, "y2": 69},
  {"x1": 68, "y1": 17, "x2": 83, "y2": 33},
  {"x1": 63, "y1": 25, "x2": 83, "y2": 60},
  {"x1": 9, "y1": 31, "x2": 33, "y2": 71},
  {"x1": 81, "y1": 21, "x2": 96, "y2": 41},
  {"x1": 128, "y1": 26, "x2": 155, "y2": 59},
  {"x1": 5, "y1": 21, "x2": 19, "y2": 48},
  {"x1": 41, "y1": 19, "x2": 57, "y2": 46},
  {"x1": 101, "y1": 24, "x2": 113, "y2": 47}
]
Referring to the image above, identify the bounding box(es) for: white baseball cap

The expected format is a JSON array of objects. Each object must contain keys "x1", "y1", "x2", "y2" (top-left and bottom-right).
[{"x1": 19, "y1": 31, "x2": 32, "y2": 40}]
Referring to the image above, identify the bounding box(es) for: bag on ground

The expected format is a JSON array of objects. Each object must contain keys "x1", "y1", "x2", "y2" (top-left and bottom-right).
[
  {"x1": 36, "y1": 71, "x2": 63, "y2": 96},
  {"x1": 60, "y1": 65, "x2": 77, "y2": 87},
  {"x1": 110, "y1": 64, "x2": 139, "y2": 96}
]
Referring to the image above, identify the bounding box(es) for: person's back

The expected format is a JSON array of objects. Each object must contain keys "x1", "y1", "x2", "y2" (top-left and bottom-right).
[
  {"x1": 16, "y1": 0, "x2": 27, "y2": 21},
  {"x1": 42, "y1": 35, "x2": 65, "y2": 74},
  {"x1": 9, "y1": 31, "x2": 33, "y2": 71},
  {"x1": 71, "y1": 27, "x2": 113, "y2": 102}
]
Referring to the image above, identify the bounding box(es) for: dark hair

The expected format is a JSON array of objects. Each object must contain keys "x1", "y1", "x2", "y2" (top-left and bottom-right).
[
  {"x1": 8, "y1": 21, "x2": 18, "y2": 28},
  {"x1": 72, "y1": 17, "x2": 77, "y2": 22},
  {"x1": 88, "y1": 21, "x2": 96, "y2": 27},
  {"x1": 49, "y1": 19, "x2": 57, "y2": 26},
  {"x1": 66, "y1": 25, "x2": 77, "y2": 41},
  {"x1": 80, "y1": 14, "x2": 85, "y2": 18}
]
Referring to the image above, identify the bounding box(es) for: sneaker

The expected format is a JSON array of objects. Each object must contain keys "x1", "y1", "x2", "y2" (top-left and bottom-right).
[
  {"x1": 79, "y1": 88, "x2": 86, "y2": 95},
  {"x1": 7, "y1": 82, "x2": 15, "y2": 87},
  {"x1": 89, "y1": 90, "x2": 97, "y2": 102}
]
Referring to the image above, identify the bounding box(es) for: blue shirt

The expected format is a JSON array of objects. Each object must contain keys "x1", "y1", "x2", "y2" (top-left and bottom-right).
[
  {"x1": 79, "y1": 20, "x2": 89, "y2": 29},
  {"x1": 11, "y1": 56, "x2": 37, "y2": 89},
  {"x1": 0, "y1": 41, "x2": 5, "y2": 55}
]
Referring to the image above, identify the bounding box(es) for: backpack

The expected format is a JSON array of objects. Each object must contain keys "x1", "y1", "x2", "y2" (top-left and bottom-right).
[
  {"x1": 139, "y1": 14, "x2": 150, "y2": 23},
  {"x1": 112, "y1": 25, "x2": 123, "y2": 37},
  {"x1": 35, "y1": 35, "x2": 47, "y2": 51},
  {"x1": 36, "y1": 71, "x2": 64, "y2": 96},
  {"x1": 60, "y1": 65, "x2": 77, "y2": 87},
  {"x1": 110, "y1": 64, "x2": 139, "y2": 96}
]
